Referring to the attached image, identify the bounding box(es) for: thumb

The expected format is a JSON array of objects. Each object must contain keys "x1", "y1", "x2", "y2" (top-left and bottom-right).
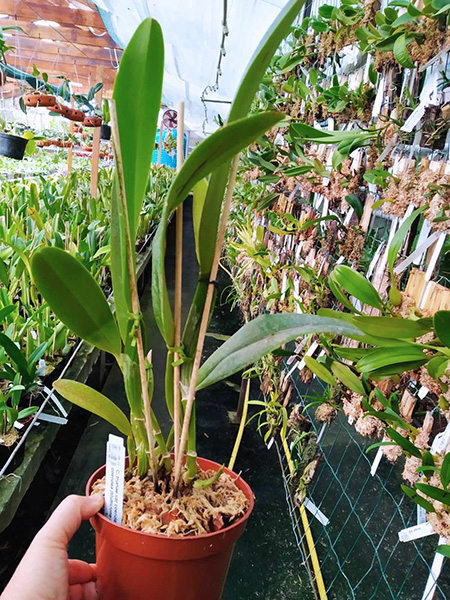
[{"x1": 36, "y1": 494, "x2": 104, "y2": 548}]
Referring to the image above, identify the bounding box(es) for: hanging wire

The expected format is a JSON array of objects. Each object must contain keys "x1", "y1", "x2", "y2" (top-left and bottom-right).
[{"x1": 200, "y1": 0, "x2": 229, "y2": 135}]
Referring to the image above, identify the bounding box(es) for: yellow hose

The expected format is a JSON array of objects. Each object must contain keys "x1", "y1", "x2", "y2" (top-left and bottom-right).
[
  {"x1": 281, "y1": 432, "x2": 328, "y2": 600},
  {"x1": 228, "y1": 379, "x2": 250, "y2": 471}
]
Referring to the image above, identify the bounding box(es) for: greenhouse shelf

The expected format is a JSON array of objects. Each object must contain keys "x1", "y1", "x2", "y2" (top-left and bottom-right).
[{"x1": 0, "y1": 240, "x2": 154, "y2": 533}]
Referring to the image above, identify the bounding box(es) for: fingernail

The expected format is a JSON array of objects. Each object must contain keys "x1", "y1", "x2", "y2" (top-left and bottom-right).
[{"x1": 88, "y1": 493, "x2": 104, "y2": 510}]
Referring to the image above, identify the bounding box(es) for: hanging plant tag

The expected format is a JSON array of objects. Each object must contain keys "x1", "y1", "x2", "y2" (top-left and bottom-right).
[{"x1": 104, "y1": 434, "x2": 126, "y2": 524}]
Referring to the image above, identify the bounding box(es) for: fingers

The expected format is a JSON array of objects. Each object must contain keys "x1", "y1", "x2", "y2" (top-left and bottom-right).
[
  {"x1": 68, "y1": 559, "x2": 97, "y2": 585},
  {"x1": 37, "y1": 494, "x2": 104, "y2": 547},
  {"x1": 69, "y1": 582, "x2": 98, "y2": 600}
]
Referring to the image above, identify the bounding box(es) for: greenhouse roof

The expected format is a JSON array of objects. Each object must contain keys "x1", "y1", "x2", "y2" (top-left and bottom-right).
[{"x1": 90, "y1": 0, "x2": 290, "y2": 134}]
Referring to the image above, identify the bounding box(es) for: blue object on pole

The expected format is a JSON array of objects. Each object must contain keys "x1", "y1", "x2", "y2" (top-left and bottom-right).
[{"x1": 152, "y1": 128, "x2": 187, "y2": 167}]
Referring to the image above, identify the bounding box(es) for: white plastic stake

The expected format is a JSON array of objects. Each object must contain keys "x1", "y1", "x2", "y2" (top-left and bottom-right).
[
  {"x1": 370, "y1": 447, "x2": 383, "y2": 477},
  {"x1": 421, "y1": 537, "x2": 447, "y2": 600},
  {"x1": 303, "y1": 497, "x2": 330, "y2": 526},
  {"x1": 104, "y1": 434, "x2": 126, "y2": 524}
]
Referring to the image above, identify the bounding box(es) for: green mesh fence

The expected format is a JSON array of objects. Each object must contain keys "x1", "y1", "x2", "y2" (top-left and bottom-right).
[{"x1": 276, "y1": 371, "x2": 450, "y2": 600}]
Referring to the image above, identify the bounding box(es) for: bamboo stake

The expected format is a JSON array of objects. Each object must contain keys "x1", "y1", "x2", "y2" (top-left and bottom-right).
[
  {"x1": 173, "y1": 101, "x2": 185, "y2": 464},
  {"x1": 90, "y1": 126, "x2": 101, "y2": 198},
  {"x1": 174, "y1": 155, "x2": 240, "y2": 490},
  {"x1": 109, "y1": 101, "x2": 158, "y2": 483},
  {"x1": 90, "y1": 73, "x2": 103, "y2": 197},
  {"x1": 67, "y1": 107, "x2": 74, "y2": 172}
]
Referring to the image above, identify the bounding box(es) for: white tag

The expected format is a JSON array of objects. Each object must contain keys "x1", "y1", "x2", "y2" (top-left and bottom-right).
[
  {"x1": 303, "y1": 497, "x2": 330, "y2": 526},
  {"x1": 417, "y1": 505, "x2": 427, "y2": 525},
  {"x1": 370, "y1": 447, "x2": 383, "y2": 477},
  {"x1": 401, "y1": 104, "x2": 426, "y2": 133},
  {"x1": 418, "y1": 386, "x2": 429, "y2": 400},
  {"x1": 421, "y1": 536, "x2": 447, "y2": 600},
  {"x1": 431, "y1": 423, "x2": 450, "y2": 455},
  {"x1": 372, "y1": 75, "x2": 385, "y2": 118},
  {"x1": 45, "y1": 385, "x2": 69, "y2": 418},
  {"x1": 104, "y1": 434, "x2": 125, "y2": 524},
  {"x1": 425, "y1": 232, "x2": 446, "y2": 282},
  {"x1": 297, "y1": 341, "x2": 319, "y2": 371},
  {"x1": 267, "y1": 437, "x2": 274, "y2": 450},
  {"x1": 398, "y1": 521, "x2": 435, "y2": 542},
  {"x1": 37, "y1": 413, "x2": 68, "y2": 425},
  {"x1": 394, "y1": 232, "x2": 440, "y2": 275}
]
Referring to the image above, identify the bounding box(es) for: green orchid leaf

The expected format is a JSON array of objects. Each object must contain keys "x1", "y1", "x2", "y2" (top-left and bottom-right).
[
  {"x1": 427, "y1": 355, "x2": 449, "y2": 379},
  {"x1": 434, "y1": 311, "x2": 450, "y2": 349},
  {"x1": 197, "y1": 313, "x2": 363, "y2": 390},
  {"x1": 356, "y1": 346, "x2": 426, "y2": 373},
  {"x1": 153, "y1": 111, "x2": 284, "y2": 344},
  {"x1": 304, "y1": 356, "x2": 338, "y2": 386},
  {"x1": 31, "y1": 247, "x2": 121, "y2": 357},
  {"x1": 415, "y1": 482, "x2": 450, "y2": 506},
  {"x1": 386, "y1": 427, "x2": 422, "y2": 458},
  {"x1": 401, "y1": 485, "x2": 436, "y2": 513},
  {"x1": 331, "y1": 361, "x2": 366, "y2": 395},
  {"x1": 331, "y1": 265, "x2": 383, "y2": 310},
  {"x1": 352, "y1": 316, "x2": 433, "y2": 339},
  {"x1": 54, "y1": 380, "x2": 132, "y2": 437},
  {"x1": 113, "y1": 18, "x2": 164, "y2": 241},
  {"x1": 437, "y1": 545, "x2": 450, "y2": 557},
  {"x1": 440, "y1": 452, "x2": 450, "y2": 489}
]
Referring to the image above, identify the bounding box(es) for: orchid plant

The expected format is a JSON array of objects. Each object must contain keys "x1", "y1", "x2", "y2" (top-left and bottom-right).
[{"x1": 30, "y1": 0, "x2": 361, "y2": 492}]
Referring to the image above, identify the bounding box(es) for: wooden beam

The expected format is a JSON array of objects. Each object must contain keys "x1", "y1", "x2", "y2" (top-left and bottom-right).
[
  {"x1": 1, "y1": 18, "x2": 119, "y2": 49},
  {"x1": 7, "y1": 35, "x2": 122, "y2": 62},
  {"x1": 8, "y1": 57, "x2": 116, "y2": 82},
  {"x1": 12, "y1": 49, "x2": 119, "y2": 69},
  {"x1": 1, "y1": 0, "x2": 106, "y2": 29}
]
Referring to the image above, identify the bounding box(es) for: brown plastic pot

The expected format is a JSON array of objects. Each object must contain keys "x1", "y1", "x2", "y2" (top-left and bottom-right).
[
  {"x1": 83, "y1": 116, "x2": 102, "y2": 128},
  {"x1": 87, "y1": 456, "x2": 254, "y2": 600},
  {"x1": 24, "y1": 93, "x2": 56, "y2": 107},
  {"x1": 47, "y1": 103, "x2": 71, "y2": 117},
  {"x1": 67, "y1": 109, "x2": 85, "y2": 122}
]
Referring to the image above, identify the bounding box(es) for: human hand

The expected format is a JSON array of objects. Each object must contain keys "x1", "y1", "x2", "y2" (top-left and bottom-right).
[{"x1": 1, "y1": 493, "x2": 104, "y2": 600}]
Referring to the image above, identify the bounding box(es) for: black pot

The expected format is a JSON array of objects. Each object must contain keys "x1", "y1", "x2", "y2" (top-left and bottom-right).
[
  {"x1": 100, "y1": 124, "x2": 111, "y2": 140},
  {"x1": 0, "y1": 132, "x2": 28, "y2": 160}
]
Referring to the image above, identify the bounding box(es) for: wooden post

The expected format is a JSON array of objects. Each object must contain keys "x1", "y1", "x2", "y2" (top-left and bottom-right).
[
  {"x1": 90, "y1": 126, "x2": 101, "y2": 197},
  {"x1": 67, "y1": 119, "x2": 74, "y2": 172},
  {"x1": 157, "y1": 122, "x2": 163, "y2": 166},
  {"x1": 90, "y1": 69, "x2": 103, "y2": 198}
]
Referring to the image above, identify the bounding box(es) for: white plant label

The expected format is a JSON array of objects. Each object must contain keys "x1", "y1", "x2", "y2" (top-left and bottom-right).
[
  {"x1": 370, "y1": 447, "x2": 383, "y2": 477},
  {"x1": 303, "y1": 497, "x2": 330, "y2": 526},
  {"x1": 421, "y1": 536, "x2": 447, "y2": 600},
  {"x1": 398, "y1": 521, "x2": 435, "y2": 542},
  {"x1": 417, "y1": 505, "x2": 427, "y2": 525},
  {"x1": 104, "y1": 434, "x2": 126, "y2": 524}
]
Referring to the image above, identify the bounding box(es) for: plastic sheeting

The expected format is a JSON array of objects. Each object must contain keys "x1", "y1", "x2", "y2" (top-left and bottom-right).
[{"x1": 91, "y1": 0, "x2": 290, "y2": 135}]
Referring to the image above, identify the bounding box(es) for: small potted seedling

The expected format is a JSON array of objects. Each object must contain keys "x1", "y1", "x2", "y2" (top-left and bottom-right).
[
  {"x1": 71, "y1": 81, "x2": 104, "y2": 126},
  {"x1": 0, "y1": 118, "x2": 39, "y2": 160},
  {"x1": 99, "y1": 98, "x2": 111, "y2": 139},
  {"x1": 20, "y1": 65, "x2": 57, "y2": 110},
  {"x1": 31, "y1": 2, "x2": 353, "y2": 598}
]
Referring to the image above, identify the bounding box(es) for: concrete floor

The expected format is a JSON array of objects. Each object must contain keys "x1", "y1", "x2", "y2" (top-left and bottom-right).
[{"x1": 53, "y1": 202, "x2": 311, "y2": 599}]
